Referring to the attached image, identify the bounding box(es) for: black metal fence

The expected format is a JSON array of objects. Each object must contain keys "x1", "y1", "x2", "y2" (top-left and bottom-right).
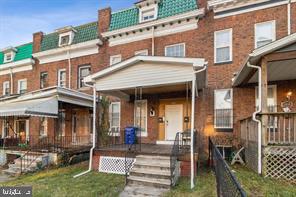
[{"x1": 209, "y1": 138, "x2": 246, "y2": 197}]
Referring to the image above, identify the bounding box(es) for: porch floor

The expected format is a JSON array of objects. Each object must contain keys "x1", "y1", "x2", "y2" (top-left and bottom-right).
[{"x1": 97, "y1": 144, "x2": 173, "y2": 156}]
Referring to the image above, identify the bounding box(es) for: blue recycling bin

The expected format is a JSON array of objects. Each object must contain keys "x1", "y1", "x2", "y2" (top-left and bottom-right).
[{"x1": 125, "y1": 127, "x2": 137, "y2": 144}]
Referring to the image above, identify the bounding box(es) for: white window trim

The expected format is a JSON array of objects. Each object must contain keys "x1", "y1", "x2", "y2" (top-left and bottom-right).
[
  {"x1": 134, "y1": 99, "x2": 148, "y2": 137},
  {"x1": 110, "y1": 54, "x2": 122, "y2": 66},
  {"x1": 255, "y1": 85, "x2": 277, "y2": 111},
  {"x1": 109, "y1": 102, "x2": 121, "y2": 136},
  {"x1": 58, "y1": 31, "x2": 74, "y2": 47},
  {"x1": 3, "y1": 81, "x2": 9, "y2": 96},
  {"x1": 58, "y1": 69, "x2": 67, "y2": 87},
  {"x1": 135, "y1": 49, "x2": 149, "y2": 56},
  {"x1": 78, "y1": 65, "x2": 91, "y2": 88},
  {"x1": 214, "y1": 28, "x2": 233, "y2": 64},
  {"x1": 139, "y1": 4, "x2": 158, "y2": 23},
  {"x1": 214, "y1": 88, "x2": 233, "y2": 129},
  {"x1": 17, "y1": 79, "x2": 27, "y2": 94},
  {"x1": 3, "y1": 52, "x2": 15, "y2": 63},
  {"x1": 254, "y1": 20, "x2": 276, "y2": 48},
  {"x1": 164, "y1": 43, "x2": 186, "y2": 57}
]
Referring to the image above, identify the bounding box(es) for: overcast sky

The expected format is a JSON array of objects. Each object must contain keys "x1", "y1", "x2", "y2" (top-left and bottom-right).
[{"x1": 0, "y1": 0, "x2": 135, "y2": 48}]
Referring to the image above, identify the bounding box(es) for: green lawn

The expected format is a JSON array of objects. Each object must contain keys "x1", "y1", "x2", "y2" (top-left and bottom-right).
[
  {"x1": 1, "y1": 162, "x2": 295, "y2": 197},
  {"x1": 0, "y1": 162, "x2": 125, "y2": 197}
]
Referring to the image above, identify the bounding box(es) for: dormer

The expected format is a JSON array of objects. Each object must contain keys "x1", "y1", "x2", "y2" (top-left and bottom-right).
[
  {"x1": 55, "y1": 26, "x2": 77, "y2": 47},
  {"x1": 1, "y1": 46, "x2": 17, "y2": 63},
  {"x1": 135, "y1": 0, "x2": 160, "y2": 23}
]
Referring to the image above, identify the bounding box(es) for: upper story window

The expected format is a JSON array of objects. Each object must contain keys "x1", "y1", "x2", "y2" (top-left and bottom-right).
[
  {"x1": 110, "y1": 55, "x2": 122, "y2": 66},
  {"x1": 165, "y1": 43, "x2": 185, "y2": 57},
  {"x1": 3, "y1": 81, "x2": 10, "y2": 96},
  {"x1": 18, "y1": 79, "x2": 27, "y2": 94},
  {"x1": 40, "y1": 72, "x2": 48, "y2": 89},
  {"x1": 60, "y1": 35, "x2": 70, "y2": 46},
  {"x1": 214, "y1": 89, "x2": 233, "y2": 129},
  {"x1": 139, "y1": 3, "x2": 158, "y2": 23},
  {"x1": 56, "y1": 26, "x2": 77, "y2": 47},
  {"x1": 214, "y1": 29, "x2": 232, "y2": 63},
  {"x1": 58, "y1": 69, "x2": 66, "y2": 88},
  {"x1": 78, "y1": 65, "x2": 91, "y2": 88},
  {"x1": 135, "y1": 49, "x2": 148, "y2": 56},
  {"x1": 255, "y1": 20, "x2": 276, "y2": 48},
  {"x1": 4, "y1": 53, "x2": 13, "y2": 63}
]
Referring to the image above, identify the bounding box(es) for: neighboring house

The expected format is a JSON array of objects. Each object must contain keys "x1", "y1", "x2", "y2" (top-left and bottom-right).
[{"x1": 0, "y1": 0, "x2": 295, "y2": 186}]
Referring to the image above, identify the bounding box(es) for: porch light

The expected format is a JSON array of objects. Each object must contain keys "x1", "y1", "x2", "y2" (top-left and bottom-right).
[{"x1": 286, "y1": 90, "x2": 293, "y2": 99}]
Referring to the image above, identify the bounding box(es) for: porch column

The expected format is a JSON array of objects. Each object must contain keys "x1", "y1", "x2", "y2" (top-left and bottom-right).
[
  {"x1": 190, "y1": 77, "x2": 196, "y2": 189},
  {"x1": 261, "y1": 58, "x2": 268, "y2": 147}
]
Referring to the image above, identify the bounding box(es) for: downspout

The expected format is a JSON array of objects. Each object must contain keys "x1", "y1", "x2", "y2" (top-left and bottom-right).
[
  {"x1": 74, "y1": 82, "x2": 97, "y2": 178},
  {"x1": 247, "y1": 62, "x2": 262, "y2": 174},
  {"x1": 9, "y1": 68, "x2": 13, "y2": 95},
  {"x1": 190, "y1": 64, "x2": 207, "y2": 189},
  {"x1": 288, "y1": 0, "x2": 292, "y2": 35},
  {"x1": 151, "y1": 27, "x2": 155, "y2": 56},
  {"x1": 67, "y1": 50, "x2": 71, "y2": 89}
]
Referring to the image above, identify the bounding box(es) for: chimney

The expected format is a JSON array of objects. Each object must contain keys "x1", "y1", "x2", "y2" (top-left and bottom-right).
[
  {"x1": 33, "y1": 31, "x2": 44, "y2": 53},
  {"x1": 98, "y1": 7, "x2": 111, "y2": 35}
]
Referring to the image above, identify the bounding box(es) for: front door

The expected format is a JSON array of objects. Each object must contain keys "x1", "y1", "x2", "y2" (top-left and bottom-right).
[
  {"x1": 15, "y1": 119, "x2": 29, "y2": 143},
  {"x1": 72, "y1": 113, "x2": 77, "y2": 143},
  {"x1": 165, "y1": 104, "x2": 183, "y2": 140}
]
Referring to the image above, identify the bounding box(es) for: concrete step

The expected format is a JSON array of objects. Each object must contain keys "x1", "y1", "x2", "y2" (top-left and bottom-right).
[
  {"x1": 2, "y1": 169, "x2": 21, "y2": 177},
  {"x1": 136, "y1": 155, "x2": 170, "y2": 161},
  {"x1": 135, "y1": 160, "x2": 170, "y2": 167},
  {"x1": 127, "y1": 175, "x2": 171, "y2": 189},
  {"x1": 120, "y1": 184, "x2": 169, "y2": 197},
  {"x1": 130, "y1": 167, "x2": 171, "y2": 179}
]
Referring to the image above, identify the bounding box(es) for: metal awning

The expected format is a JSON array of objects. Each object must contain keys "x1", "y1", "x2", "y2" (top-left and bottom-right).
[{"x1": 0, "y1": 96, "x2": 58, "y2": 118}]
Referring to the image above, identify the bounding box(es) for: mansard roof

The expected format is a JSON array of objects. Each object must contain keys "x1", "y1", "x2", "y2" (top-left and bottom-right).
[
  {"x1": 40, "y1": 21, "x2": 98, "y2": 51},
  {"x1": 109, "y1": 0, "x2": 198, "y2": 31},
  {"x1": 0, "y1": 43, "x2": 33, "y2": 65}
]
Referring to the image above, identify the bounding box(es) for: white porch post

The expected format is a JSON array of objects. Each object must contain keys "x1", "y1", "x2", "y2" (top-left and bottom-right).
[{"x1": 190, "y1": 76, "x2": 196, "y2": 189}]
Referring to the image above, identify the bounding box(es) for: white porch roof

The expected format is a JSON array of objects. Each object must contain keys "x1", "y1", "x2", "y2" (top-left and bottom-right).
[{"x1": 84, "y1": 56, "x2": 207, "y2": 92}]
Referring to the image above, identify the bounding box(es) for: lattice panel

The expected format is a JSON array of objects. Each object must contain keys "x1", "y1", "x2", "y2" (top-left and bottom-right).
[
  {"x1": 98, "y1": 156, "x2": 135, "y2": 175},
  {"x1": 263, "y1": 147, "x2": 296, "y2": 184}
]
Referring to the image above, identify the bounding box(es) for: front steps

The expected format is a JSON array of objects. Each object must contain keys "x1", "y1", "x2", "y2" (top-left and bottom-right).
[
  {"x1": 129, "y1": 155, "x2": 172, "y2": 188},
  {"x1": 3, "y1": 152, "x2": 48, "y2": 176}
]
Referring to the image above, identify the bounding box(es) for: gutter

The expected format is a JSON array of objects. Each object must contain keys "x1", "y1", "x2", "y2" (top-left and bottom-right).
[
  {"x1": 67, "y1": 50, "x2": 71, "y2": 89},
  {"x1": 9, "y1": 68, "x2": 13, "y2": 95},
  {"x1": 190, "y1": 64, "x2": 207, "y2": 189},
  {"x1": 246, "y1": 62, "x2": 262, "y2": 174},
  {"x1": 73, "y1": 83, "x2": 97, "y2": 178},
  {"x1": 288, "y1": 0, "x2": 292, "y2": 35}
]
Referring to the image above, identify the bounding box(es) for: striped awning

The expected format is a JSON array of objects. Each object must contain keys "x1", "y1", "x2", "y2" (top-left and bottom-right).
[{"x1": 0, "y1": 97, "x2": 58, "y2": 118}]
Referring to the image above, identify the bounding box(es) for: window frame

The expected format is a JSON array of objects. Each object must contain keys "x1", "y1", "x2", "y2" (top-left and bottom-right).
[
  {"x1": 4, "y1": 52, "x2": 13, "y2": 63},
  {"x1": 40, "y1": 117, "x2": 48, "y2": 137},
  {"x1": 134, "y1": 99, "x2": 148, "y2": 137},
  {"x1": 135, "y1": 49, "x2": 149, "y2": 56},
  {"x1": 17, "y1": 79, "x2": 27, "y2": 94},
  {"x1": 214, "y1": 28, "x2": 233, "y2": 64},
  {"x1": 164, "y1": 43, "x2": 186, "y2": 57},
  {"x1": 254, "y1": 20, "x2": 276, "y2": 48},
  {"x1": 109, "y1": 102, "x2": 121, "y2": 136},
  {"x1": 57, "y1": 69, "x2": 67, "y2": 88},
  {"x1": 78, "y1": 65, "x2": 91, "y2": 89},
  {"x1": 139, "y1": 5, "x2": 158, "y2": 23},
  {"x1": 3, "y1": 81, "x2": 10, "y2": 96},
  {"x1": 214, "y1": 88, "x2": 233, "y2": 129},
  {"x1": 40, "y1": 71, "x2": 48, "y2": 89},
  {"x1": 110, "y1": 54, "x2": 122, "y2": 66}
]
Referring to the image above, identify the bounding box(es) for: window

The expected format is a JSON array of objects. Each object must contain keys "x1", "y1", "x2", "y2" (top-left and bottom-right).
[
  {"x1": 109, "y1": 102, "x2": 120, "y2": 134},
  {"x1": 255, "y1": 85, "x2": 277, "y2": 112},
  {"x1": 78, "y1": 65, "x2": 91, "y2": 88},
  {"x1": 4, "y1": 53, "x2": 13, "y2": 63},
  {"x1": 59, "y1": 34, "x2": 71, "y2": 46},
  {"x1": 214, "y1": 29, "x2": 232, "y2": 63},
  {"x1": 2, "y1": 119, "x2": 9, "y2": 138},
  {"x1": 40, "y1": 72, "x2": 48, "y2": 89},
  {"x1": 255, "y1": 20, "x2": 276, "y2": 48},
  {"x1": 59, "y1": 110, "x2": 66, "y2": 137},
  {"x1": 135, "y1": 49, "x2": 148, "y2": 56},
  {"x1": 134, "y1": 100, "x2": 147, "y2": 136},
  {"x1": 18, "y1": 79, "x2": 27, "y2": 94},
  {"x1": 165, "y1": 43, "x2": 185, "y2": 57},
  {"x1": 40, "y1": 117, "x2": 47, "y2": 136},
  {"x1": 58, "y1": 69, "x2": 66, "y2": 88},
  {"x1": 110, "y1": 55, "x2": 122, "y2": 66},
  {"x1": 3, "y1": 81, "x2": 10, "y2": 96},
  {"x1": 214, "y1": 89, "x2": 233, "y2": 129},
  {"x1": 139, "y1": 6, "x2": 157, "y2": 23}
]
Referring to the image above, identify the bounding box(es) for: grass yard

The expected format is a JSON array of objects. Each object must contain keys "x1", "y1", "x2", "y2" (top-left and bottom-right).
[
  {"x1": 0, "y1": 162, "x2": 125, "y2": 197},
  {"x1": 1, "y1": 162, "x2": 295, "y2": 197}
]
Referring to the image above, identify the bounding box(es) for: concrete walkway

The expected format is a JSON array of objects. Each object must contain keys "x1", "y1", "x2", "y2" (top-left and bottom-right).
[
  {"x1": 0, "y1": 169, "x2": 15, "y2": 183},
  {"x1": 120, "y1": 184, "x2": 169, "y2": 197}
]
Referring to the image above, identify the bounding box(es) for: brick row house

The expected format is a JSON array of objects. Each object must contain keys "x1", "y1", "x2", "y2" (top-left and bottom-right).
[{"x1": 0, "y1": 0, "x2": 295, "y2": 185}]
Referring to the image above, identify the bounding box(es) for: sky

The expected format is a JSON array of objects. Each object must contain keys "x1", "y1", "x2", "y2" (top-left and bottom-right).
[{"x1": 0, "y1": 0, "x2": 135, "y2": 48}]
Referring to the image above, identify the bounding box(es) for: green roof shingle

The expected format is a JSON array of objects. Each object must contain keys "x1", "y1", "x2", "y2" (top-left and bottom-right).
[
  {"x1": 0, "y1": 43, "x2": 33, "y2": 65},
  {"x1": 40, "y1": 21, "x2": 98, "y2": 51},
  {"x1": 109, "y1": 0, "x2": 198, "y2": 31}
]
